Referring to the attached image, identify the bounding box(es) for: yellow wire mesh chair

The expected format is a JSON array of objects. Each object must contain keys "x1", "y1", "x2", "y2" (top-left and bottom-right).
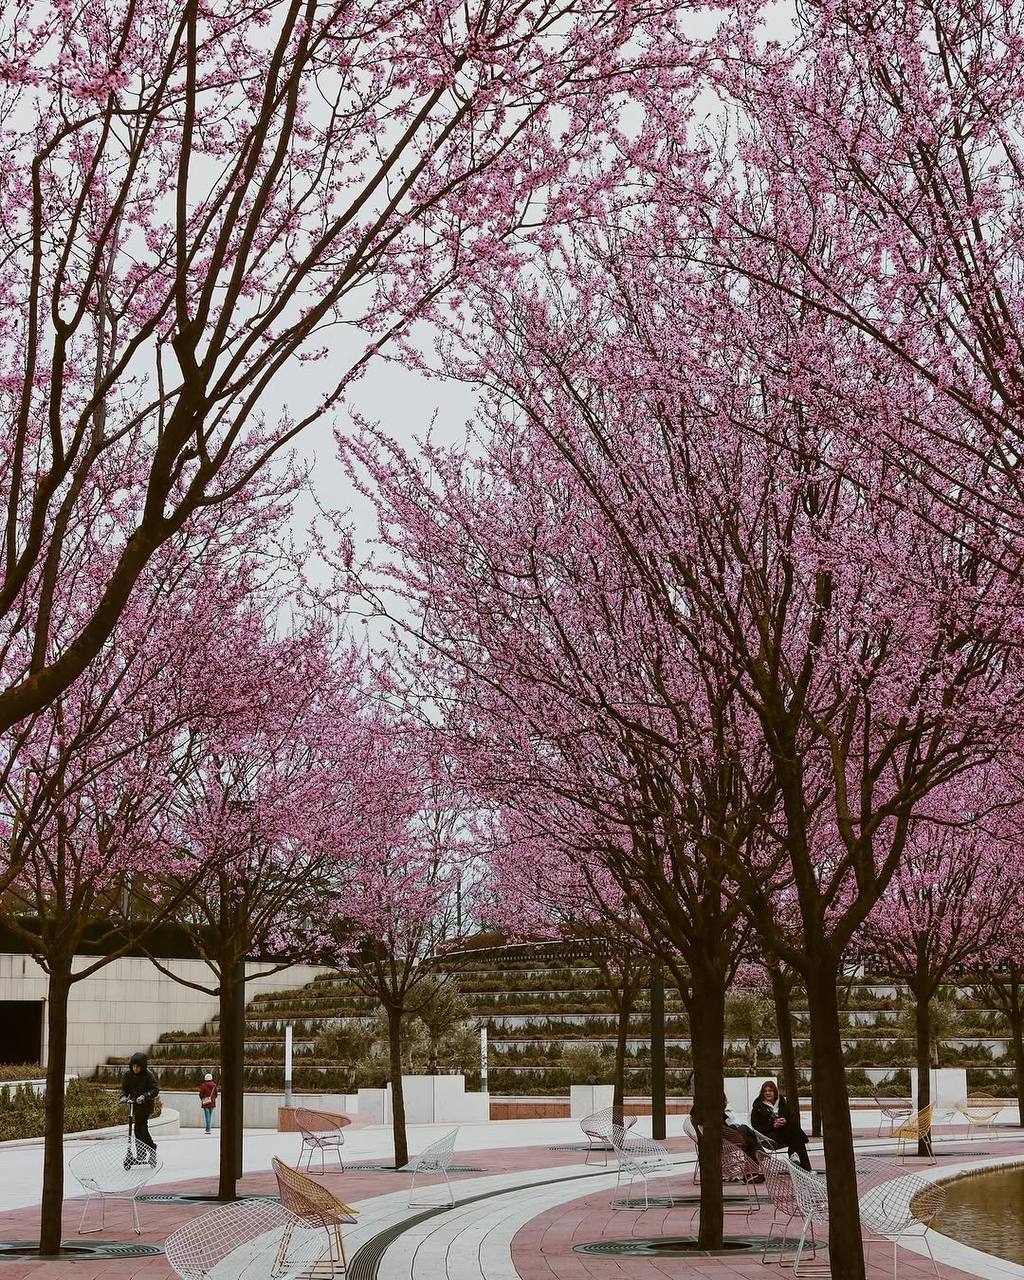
[
  {"x1": 896, "y1": 1105, "x2": 936, "y2": 1167},
  {"x1": 271, "y1": 1156, "x2": 358, "y2": 1278},
  {"x1": 954, "y1": 1093, "x2": 1003, "y2": 1136},
  {"x1": 892, "y1": 1103, "x2": 936, "y2": 1164}
]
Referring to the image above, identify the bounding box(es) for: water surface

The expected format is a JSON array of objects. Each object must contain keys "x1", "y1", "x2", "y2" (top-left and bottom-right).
[{"x1": 932, "y1": 1165, "x2": 1024, "y2": 1266}]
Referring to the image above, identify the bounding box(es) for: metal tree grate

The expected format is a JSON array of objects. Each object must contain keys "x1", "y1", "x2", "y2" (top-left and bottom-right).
[
  {"x1": 0, "y1": 1241, "x2": 163, "y2": 1261},
  {"x1": 611, "y1": 1193, "x2": 706, "y2": 1208},
  {"x1": 576, "y1": 1236, "x2": 767, "y2": 1258},
  {"x1": 344, "y1": 1163, "x2": 483, "y2": 1173},
  {"x1": 138, "y1": 1193, "x2": 280, "y2": 1204}
]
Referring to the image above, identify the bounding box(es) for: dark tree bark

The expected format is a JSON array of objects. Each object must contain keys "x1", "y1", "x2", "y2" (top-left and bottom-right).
[
  {"x1": 613, "y1": 998, "x2": 631, "y2": 1115},
  {"x1": 685, "y1": 965, "x2": 727, "y2": 1251},
  {"x1": 217, "y1": 959, "x2": 246, "y2": 1200},
  {"x1": 770, "y1": 965, "x2": 802, "y2": 1130},
  {"x1": 39, "y1": 961, "x2": 72, "y2": 1255},
  {"x1": 387, "y1": 1005, "x2": 409, "y2": 1168},
  {"x1": 805, "y1": 964, "x2": 865, "y2": 1280},
  {"x1": 911, "y1": 959, "x2": 936, "y2": 1157}
]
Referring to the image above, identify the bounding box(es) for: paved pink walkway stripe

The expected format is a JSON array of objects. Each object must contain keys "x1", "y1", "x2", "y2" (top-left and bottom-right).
[{"x1": 0, "y1": 1130, "x2": 1016, "y2": 1280}]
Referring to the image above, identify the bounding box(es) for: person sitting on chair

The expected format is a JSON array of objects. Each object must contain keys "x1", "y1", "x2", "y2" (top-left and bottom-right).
[
  {"x1": 691, "y1": 1095, "x2": 762, "y2": 1163},
  {"x1": 750, "y1": 1079, "x2": 811, "y2": 1170},
  {"x1": 723, "y1": 1094, "x2": 763, "y2": 1161}
]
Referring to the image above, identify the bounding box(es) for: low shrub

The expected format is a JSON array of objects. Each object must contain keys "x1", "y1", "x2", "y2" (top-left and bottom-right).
[
  {"x1": 0, "y1": 1078, "x2": 162, "y2": 1141},
  {"x1": 0, "y1": 1064, "x2": 44, "y2": 1082}
]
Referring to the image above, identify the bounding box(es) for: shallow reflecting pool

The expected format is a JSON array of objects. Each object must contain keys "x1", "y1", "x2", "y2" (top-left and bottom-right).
[{"x1": 932, "y1": 1165, "x2": 1024, "y2": 1265}]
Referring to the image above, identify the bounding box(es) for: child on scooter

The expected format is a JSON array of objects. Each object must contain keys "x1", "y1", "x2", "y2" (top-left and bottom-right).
[{"x1": 120, "y1": 1051, "x2": 160, "y2": 1165}]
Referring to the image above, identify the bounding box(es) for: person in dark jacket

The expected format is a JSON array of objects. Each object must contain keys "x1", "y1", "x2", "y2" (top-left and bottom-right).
[
  {"x1": 689, "y1": 1095, "x2": 764, "y2": 1174},
  {"x1": 750, "y1": 1079, "x2": 811, "y2": 1170},
  {"x1": 120, "y1": 1051, "x2": 160, "y2": 1163}
]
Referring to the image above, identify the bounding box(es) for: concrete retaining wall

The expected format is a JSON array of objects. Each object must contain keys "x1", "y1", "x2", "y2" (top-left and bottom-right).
[
  {"x1": 0, "y1": 954, "x2": 327, "y2": 1076},
  {"x1": 162, "y1": 1090, "x2": 360, "y2": 1130},
  {"x1": 355, "y1": 1075, "x2": 490, "y2": 1126}
]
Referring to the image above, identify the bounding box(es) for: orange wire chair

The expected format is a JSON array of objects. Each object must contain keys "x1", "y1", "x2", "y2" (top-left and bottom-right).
[{"x1": 271, "y1": 1156, "x2": 358, "y2": 1277}]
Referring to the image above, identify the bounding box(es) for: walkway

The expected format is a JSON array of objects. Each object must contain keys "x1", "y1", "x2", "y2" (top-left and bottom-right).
[{"x1": 1, "y1": 1119, "x2": 1021, "y2": 1280}]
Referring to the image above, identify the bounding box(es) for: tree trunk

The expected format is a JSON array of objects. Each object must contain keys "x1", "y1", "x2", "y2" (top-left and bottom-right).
[
  {"x1": 218, "y1": 964, "x2": 245, "y2": 1200},
  {"x1": 387, "y1": 1005, "x2": 409, "y2": 1168},
  {"x1": 805, "y1": 962, "x2": 865, "y2": 1280},
  {"x1": 39, "y1": 963, "x2": 72, "y2": 1254},
  {"x1": 770, "y1": 967, "x2": 801, "y2": 1129},
  {"x1": 649, "y1": 966, "x2": 666, "y2": 1140},
  {"x1": 914, "y1": 983, "x2": 932, "y2": 1157},
  {"x1": 806, "y1": 994, "x2": 822, "y2": 1137},
  {"x1": 1009, "y1": 977, "x2": 1024, "y2": 1130},
  {"x1": 613, "y1": 995, "x2": 630, "y2": 1116},
  {"x1": 686, "y1": 971, "x2": 726, "y2": 1250}
]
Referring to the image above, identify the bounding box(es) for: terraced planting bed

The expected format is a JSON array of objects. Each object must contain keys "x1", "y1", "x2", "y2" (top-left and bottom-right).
[{"x1": 90, "y1": 958, "x2": 1024, "y2": 1099}]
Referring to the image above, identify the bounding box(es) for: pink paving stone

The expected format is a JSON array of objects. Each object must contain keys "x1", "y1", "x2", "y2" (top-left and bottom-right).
[
  {"x1": 0, "y1": 1135, "x2": 1018, "y2": 1280},
  {"x1": 511, "y1": 1139, "x2": 1024, "y2": 1280}
]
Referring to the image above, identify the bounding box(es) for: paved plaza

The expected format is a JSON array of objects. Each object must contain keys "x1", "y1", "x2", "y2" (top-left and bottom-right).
[{"x1": 1, "y1": 1115, "x2": 1022, "y2": 1280}]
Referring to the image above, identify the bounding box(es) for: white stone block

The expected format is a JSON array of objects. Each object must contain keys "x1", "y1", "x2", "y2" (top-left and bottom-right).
[
  {"x1": 401, "y1": 1075, "x2": 438, "y2": 1123},
  {"x1": 357, "y1": 1087, "x2": 388, "y2": 1125},
  {"x1": 569, "y1": 1084, "x2": 614, "y2": 1118},
  {"x1": 724, "y1": 1076, "x2": 752, "y2": 1118},
  {"x1": 910, "y1": 1067, "x2": 967, "y2": 1113}
]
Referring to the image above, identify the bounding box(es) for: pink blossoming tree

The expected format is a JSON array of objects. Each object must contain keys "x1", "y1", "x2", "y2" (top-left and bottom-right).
[
  {"x1": 860, "y1": 771, "x2": 1024, "y2": 1151},
  {"x1": 0, "y1": 0, "x2": 662, "y2": 735},
  {"x1": 0, "y1": 540, "x2": 263, "y2": 1251},
  {"x1": 150, "y1": 616, "x2": 372, "y2": 1199},
  {"x1": 344, "y1": 198, "x2": 1024, "y2": 1271},
  {"x1": 327, "y1": 725, "x2": 468, "y2": 1169}
]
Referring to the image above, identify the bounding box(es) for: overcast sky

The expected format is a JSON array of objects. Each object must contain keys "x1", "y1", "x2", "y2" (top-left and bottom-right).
[
  {"x1": 279, "y1": 327, "x2": 478, "y2": 589},
  {"x1": 284, "y1": 0, "x2": 799, "y2": 584}
]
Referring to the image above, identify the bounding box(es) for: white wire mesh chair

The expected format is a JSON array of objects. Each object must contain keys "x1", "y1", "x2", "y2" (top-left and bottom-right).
[
  {"x1": 165, "y1": 1198, "x2": 323, "y2": 1280},
  {"x1": 609, "y1": 1124, "x2": 675, "y2": 1210},
  {"x1": 580, "y1": 1107, "x2": 637, "y2": 1165},
  {"x1": 893, "y1": 1103, "x2": 936, "y2": 1164},
  {"x1": 873, "y1": 1095, "x2": 913, "y2": 1138},
  {"x1": 682, "y1": 1115, "x2": 701, "y2": 1184},
  {"x1": 68, "y1": 1140, "x2": 162, "y2": 1235},
  {"x1": 760, "y1": 1151, "x2": 817, "y2": 1267},
  {"x1": 856, "y1": 1157, "x2": 946, "y2": 1279},
  {"x1": 401, "y1": 1128, "x2": 460, "y2": 1207},
  {"x1": 271, "y1": 1157, "x2": 358, "y2": 1278},
  {"x1": 294, "y1": 1109, "x2": 349, "y2": 1175},
  {"x1": 787, "y1": 1162, "x2": 832, "y2": 1277},
  {"x1": 954, "y1": 1093, "x2": 1003, "y2": 1137}
]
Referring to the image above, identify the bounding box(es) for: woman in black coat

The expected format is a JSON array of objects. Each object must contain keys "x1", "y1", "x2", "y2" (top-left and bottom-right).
[{"x1": 750, "y1": 1080, "x2": 811, "y2": 1170}]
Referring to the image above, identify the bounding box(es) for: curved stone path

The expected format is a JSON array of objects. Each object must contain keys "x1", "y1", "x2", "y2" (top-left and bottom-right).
[{"x1": 2, "y1": 1126, "x2": 1022, "y2": 1280}]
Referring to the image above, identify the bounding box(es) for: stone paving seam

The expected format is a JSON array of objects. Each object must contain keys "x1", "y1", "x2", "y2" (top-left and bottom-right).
[{"x1": 347, "y1": 1161, "x2": 627, "y2": 1280}]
